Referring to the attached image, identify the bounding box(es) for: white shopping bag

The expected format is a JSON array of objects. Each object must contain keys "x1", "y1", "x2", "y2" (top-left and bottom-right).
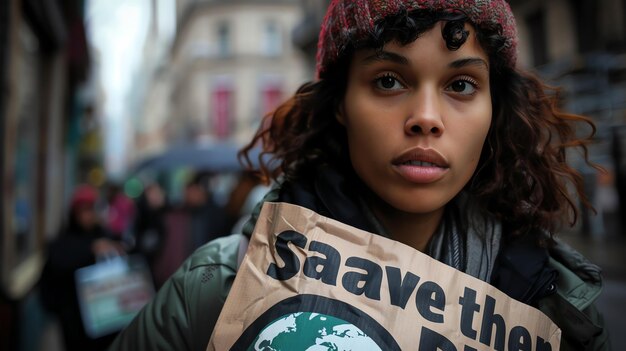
[{"x1": 75, "y1": 254, "x2": 155, "y2": 338}]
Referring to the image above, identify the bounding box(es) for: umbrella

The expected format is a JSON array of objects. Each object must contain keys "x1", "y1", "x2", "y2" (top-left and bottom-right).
[{"x1": 131, "y1": 142, "x2": 262, "y2": 174}]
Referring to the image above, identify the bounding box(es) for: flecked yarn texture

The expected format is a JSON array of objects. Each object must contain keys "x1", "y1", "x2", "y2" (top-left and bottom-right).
[{"x1": 316, "y1": 0, "x2": 517, "y2": 77}]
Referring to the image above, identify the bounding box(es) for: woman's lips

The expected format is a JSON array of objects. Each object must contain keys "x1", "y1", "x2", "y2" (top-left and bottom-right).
[
  {"x1": 392, "y1": 162, "x2": 448, "y2": 184},
  {"x1": 392, "y1": 148, "x2": 449, "y2": 184}
]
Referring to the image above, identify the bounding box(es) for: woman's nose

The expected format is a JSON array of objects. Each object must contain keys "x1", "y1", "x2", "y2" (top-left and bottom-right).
[{"x1": 404, "y1": 89, "x2": 444, "y2": 137}]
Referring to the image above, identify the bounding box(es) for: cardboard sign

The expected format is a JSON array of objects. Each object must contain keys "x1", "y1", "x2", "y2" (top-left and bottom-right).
[{"x1": 208, "y1": 202, "x2": 561, "y2": 351}]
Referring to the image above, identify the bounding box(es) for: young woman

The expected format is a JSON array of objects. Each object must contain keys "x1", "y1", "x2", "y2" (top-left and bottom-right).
[{"x1": 110, "y1": 1, "x2": 609, "y2": 350}]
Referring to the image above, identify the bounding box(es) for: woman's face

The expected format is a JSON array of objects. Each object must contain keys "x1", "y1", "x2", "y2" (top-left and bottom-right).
[
  {"x1": 341, "y1": 22, "x2": 492, "y2": 217},
  {"x1": 76, "y1": 205, "x2": 97, "y2": 230}
]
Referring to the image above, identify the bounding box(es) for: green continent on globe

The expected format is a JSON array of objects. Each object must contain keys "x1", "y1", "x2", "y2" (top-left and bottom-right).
[{"x1": 248, "y1": 312, "x2": 383, "y2": 351}]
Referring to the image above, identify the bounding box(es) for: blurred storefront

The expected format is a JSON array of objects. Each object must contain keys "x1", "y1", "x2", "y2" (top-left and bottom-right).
[
  {"x1": 0, "y1": 0, "x2": 96, "y2": 349},
  {"x1": 511, "y1": 0, "x2": 626, "y2": 128},
  {"x1": 510, "y1": 0, "x2": 626, "y2": 235}
]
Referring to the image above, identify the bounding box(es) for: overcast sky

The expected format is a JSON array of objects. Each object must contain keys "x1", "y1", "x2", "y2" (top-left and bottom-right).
[{"x1": 85, "y1": 0, "x2": 175, "y2": 177}]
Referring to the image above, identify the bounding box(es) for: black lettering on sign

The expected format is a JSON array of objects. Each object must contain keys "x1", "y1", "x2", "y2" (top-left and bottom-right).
[
  {"x1": 416, "y1": 281, "x2": 446, "y2": 323},
  {"x1": 479, "y1": 294, "x2": 505, "y2": 351},
  {"x1": 418, "y1": 326, "x2": 457, "y2": 351},
  {"x1": 263, "y1": 232, "x2": 553, "y2": 351},
  {"x1": 386, "y1": 266, "x2": 420, "y2": 309},
  {"x1": 342, "y1": 257, "x2": 383, "y2": 300},
  {"x1": 508, "y1": 326, "x2": 532, "y2": 351},
  {"x1": 458, "y1": 287, "x2": 480, "y2": 339},
  {"x1": 266, "y1": 230, "x2": 307, "y2": 281},
  {"x1": 536, "y1": 337, "x2": 553, "y2": 351},
  {"x1": 303, "y1": 241, "x2": 341, "y2": 286}
]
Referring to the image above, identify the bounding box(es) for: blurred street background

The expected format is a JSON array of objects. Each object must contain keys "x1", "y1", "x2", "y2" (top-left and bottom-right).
[{"x1": 0, "y1": 0, "x2": 625, "y2": 350}]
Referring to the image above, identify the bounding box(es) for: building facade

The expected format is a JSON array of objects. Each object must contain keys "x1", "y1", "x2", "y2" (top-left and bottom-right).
[{"x1": 133, "y1": 0, "x2": 308, "y2": 163}]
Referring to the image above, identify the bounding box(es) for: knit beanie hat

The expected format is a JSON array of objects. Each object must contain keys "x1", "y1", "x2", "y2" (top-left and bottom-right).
[{"x1": 316, "y1": 0, "x2": 518, "y2": 77}]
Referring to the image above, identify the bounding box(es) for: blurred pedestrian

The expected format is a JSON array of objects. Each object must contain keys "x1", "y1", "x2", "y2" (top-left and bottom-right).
[
  {"x1": 146, "y1": 175, "x2": 229, "y2": 288},
  {"x1": 229, "y1": 171, "x2": 270, "y2": 234},
  {"x1": 183, "y1": 175, "x2": 229, "y2": 251},
  {"x1": 105, "y1": 183, "x2": 135, "y2": 241},
  {"x1": 131, "y1": 182, "x2": 167, "y2": 275},
  {"x1": 40, "y1": 184, "x2": 124, "y2": 351}
]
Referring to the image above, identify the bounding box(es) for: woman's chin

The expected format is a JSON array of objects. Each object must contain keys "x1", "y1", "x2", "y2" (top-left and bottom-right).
[{"x1": 373, "y1": 193, "x2": 449, "y2": 217}]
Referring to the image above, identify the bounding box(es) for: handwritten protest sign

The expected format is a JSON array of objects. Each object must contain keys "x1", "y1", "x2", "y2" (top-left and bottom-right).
[{"x1": 208, "y1": 202, "x2": 561, "y2": 351}]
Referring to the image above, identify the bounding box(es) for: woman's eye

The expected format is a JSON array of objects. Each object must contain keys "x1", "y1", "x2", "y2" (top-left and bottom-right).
[
  {"x1": 374, "y1": 75, "x2": 404, "y2": 91},
  {"x1": 446, "y1": 79, "x2": 477, "y2": 95}
]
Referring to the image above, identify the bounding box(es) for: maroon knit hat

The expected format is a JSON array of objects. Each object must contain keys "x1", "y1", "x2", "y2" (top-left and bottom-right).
[
  {"x1": 316, "y1": 0, "x2": 518, "y2": 77},
  {"x1": 70, "y1": 184, "x2": 98, "y2": 210}
]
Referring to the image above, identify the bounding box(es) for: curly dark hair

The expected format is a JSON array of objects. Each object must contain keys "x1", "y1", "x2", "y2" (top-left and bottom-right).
[{"x1": 240, "y1": 10, "x2": 599, "y2": 239}]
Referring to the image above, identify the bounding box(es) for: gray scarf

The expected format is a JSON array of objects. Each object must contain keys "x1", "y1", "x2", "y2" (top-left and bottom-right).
[{"x1": 360, "y1": 192, "x2": 502, "y2": 282}]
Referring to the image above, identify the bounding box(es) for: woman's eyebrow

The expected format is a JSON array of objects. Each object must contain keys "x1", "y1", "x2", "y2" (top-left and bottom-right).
[
  {"x1": 448, "y1": 57, "x2": 489, "y2": 71},
  {"x1": 362, "y1": 51, "x2": 410, "y2": 66}
]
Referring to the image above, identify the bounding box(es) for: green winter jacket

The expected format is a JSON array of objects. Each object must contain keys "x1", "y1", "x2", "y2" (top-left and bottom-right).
[{"x1": 109, "y1": 234, "x2": 241, "y2": 351}]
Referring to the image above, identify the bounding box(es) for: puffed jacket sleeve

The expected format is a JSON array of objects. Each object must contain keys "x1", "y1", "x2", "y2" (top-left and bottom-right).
[
  {"x1": 108, "y1": 234, "x2": 243, "y2": 351},
  {"x1": 539, "y1": 240, "x2": 611, "y2": 350}
]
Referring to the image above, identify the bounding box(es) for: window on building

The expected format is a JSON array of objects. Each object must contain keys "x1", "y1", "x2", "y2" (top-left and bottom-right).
[
  {"x1": 217, "y1": 22, "x2": 230, "y2": 57},
  {"x1": 263, "y1": 21, "x2": 282, "y2": 56},
  {"x1": 261, "y1": 83, "x2": 283, "y2": 116},
  {"x1": 526, "y1": 10, "x2": 548, "y2": 66},
  {"x1": 573, "y1": 0, "x2": 599, "y2": 52},
  {"x1": 212, "y1": 84, "x2": 233, "y2": 139}
]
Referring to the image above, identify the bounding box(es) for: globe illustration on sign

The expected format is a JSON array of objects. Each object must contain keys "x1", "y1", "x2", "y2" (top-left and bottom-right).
[{"x1": 247, "y1": 312, "x2": 383, "y2": 351}]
